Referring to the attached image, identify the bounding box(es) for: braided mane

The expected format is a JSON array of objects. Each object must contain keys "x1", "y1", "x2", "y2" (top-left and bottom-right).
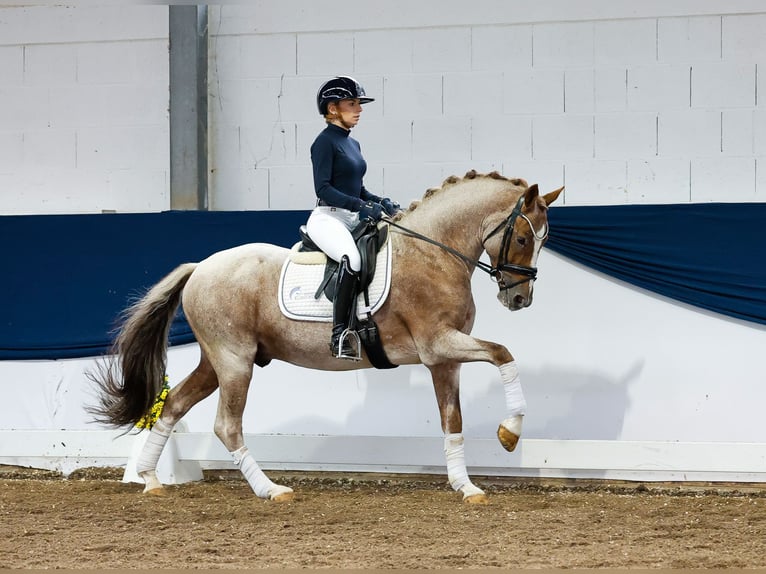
[{"x1": 404, "y1": 170, "x2": 529, "y2": 215}]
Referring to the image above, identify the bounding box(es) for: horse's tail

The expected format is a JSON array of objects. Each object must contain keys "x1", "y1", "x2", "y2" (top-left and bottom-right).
[{"x1": 88, "y1": 263, "x2": 197, "y2": 428}]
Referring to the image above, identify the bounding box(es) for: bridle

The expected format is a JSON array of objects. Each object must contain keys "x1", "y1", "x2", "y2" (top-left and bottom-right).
[{"x1": 385, "y1": 194, "x2": 548, "y2": 292}]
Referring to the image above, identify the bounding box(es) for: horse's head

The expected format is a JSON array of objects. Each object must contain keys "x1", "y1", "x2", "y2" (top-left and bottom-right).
[{"x1": 485, "y1": 182, "x2": 563, "y2": 311}]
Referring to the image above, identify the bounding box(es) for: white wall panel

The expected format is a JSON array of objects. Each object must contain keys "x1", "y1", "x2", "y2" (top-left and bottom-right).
[
  {"x1": 594, "y1": 113, "x2": 656, "y2": 159},
  {"x1": 564, "y1": 160, "x2": 627, "y2": 204},
  {"x1": 471, "y1": 25, "x2": 532, "y2": 71},
  {"x1": 444, "y1": 72, "x2": 503, "y2": 117},
  {"x1": 0, "y1": 45, "x2": 23, "y2": 83},
  {"x1": 658, "y1": 110, "x2": 720, "y2": 157},
  {"x1": 412, "y1": 28, "x2": 471, "y2": 73},
  {"x1": 594, "y1": 19, "x2": 657, "y2": 65},
  {"x1": 627, "y1": 65, "x2": 690, "y2": 111},
  {"x1": 382, "y1": 73, "x2": 443, "y2": 118},
  {"x1": 354, "y1": 30, "x2": 414, "y2": 74},
  {"x1": 658, "y1": 16, "x2": 721, "y2": 63},
  {"x1": 564, "y1": 69, "x2": 595, "y2": 113},
  {"x1": 297, "y1": 33, "x2": 354, "y2": 76},
  {"x1": 412, "y1": 117, "x2": 471, "y2": 162},
  {"x1": 471, "y1": 116, "x2": 532, "y2": 163},
  {"x1": 722, "y1": 14, "x2": 766, "y2": 61},
  {"x1": 504, "y1": 69, "x2": 563, "y2": 114},
  {"x1": 22, "y1": 129, "x2": 76, "y2": 169},
  {"x1": 594, "y1": 68, "x2": 627, "y2": 112},
  {"x1": 533, "y1": 21, "x2": 594, "y2": 67},
  {"x1": 240, "y1": 34, "x2": 296, "y2": 78},
  {"x1": 352, "y1": 119, "x2": 413, "y2": 164},
  {"x1": 533, "y1": 115, "x2": 593, "y2": 160},
  {"x1": 691, "y1": 62, "x2": 756, "y2": 108},
  {"x1": 691, "y1": 157, "x2": 756, "y2": 201},
  {"x1": 722, "y1": 109, "x2": 754, "y2": 155},
  {"x1": 626, "y1": 158, "x2": 690, "y2": 203}
]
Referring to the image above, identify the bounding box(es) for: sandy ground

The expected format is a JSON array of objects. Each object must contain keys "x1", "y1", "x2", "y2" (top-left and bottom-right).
[{"x1": 1, "y1": 466, "x2": 765, "y2": 569}]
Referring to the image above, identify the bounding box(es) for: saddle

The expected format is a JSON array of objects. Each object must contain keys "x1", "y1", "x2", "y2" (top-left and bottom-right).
[
  {"x1": 298, "y1": 219, "x2": 388, "y2": 301},
  {"x1": 297, "y1": 220, "x2": 396, "y2": 369}
]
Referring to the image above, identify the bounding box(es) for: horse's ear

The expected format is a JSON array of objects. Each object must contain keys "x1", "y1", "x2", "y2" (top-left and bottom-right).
[
  {"x1": 524, "y1": 184, "x2": 539, "y2": 207},
  {"x1": 543, "y1": 186, "x2": 564, "y2": 206}
]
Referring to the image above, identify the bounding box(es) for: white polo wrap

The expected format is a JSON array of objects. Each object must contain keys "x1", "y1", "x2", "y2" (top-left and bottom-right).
[
  {"x1": 500, "y1": 361, "x2": 526, "y2": 416},
  {"x1": 444, "y1": 433, "x2": 484, "y2": 499},
  {"x1": 231, "y1": 446, "x2": 293, "y2": 500},
  {"x1": 136, "y1": 417, "x2": 172, "y2": 475}
]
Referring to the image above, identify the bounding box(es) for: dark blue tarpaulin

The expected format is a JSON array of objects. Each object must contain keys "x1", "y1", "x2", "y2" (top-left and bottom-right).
[
  {"x1": 1, "y1": 210, "x2": 309, "y2": 360},
  {"x1": 1, "y1": 204, "x2": 764, "y2": 360},
  {"x1": 545, "y1": 203, "x2": 766, "y2": 327}
]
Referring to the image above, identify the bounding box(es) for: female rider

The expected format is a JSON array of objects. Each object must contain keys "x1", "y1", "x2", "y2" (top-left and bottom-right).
[{"x1": 306, "y1": 76, "x2": 401, "y2": 360}]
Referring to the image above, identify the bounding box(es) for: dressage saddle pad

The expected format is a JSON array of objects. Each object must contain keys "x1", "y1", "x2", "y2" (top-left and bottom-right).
[{"x1": 277, "y1": 234, "x2": 393, "y2": 322}]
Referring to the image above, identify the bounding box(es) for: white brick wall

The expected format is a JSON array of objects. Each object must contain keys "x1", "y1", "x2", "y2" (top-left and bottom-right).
[
  {"x1": 3, "y1": 3, "x2": 766, "y2": 213},
  {"x1": 0, "y1": 5, "x2": 169, "y2": 214}
]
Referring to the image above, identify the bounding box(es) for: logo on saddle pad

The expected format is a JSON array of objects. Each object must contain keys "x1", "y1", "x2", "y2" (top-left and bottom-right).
[{"x1": 278, "y1": 236, "x2": 392, "y2": 322}]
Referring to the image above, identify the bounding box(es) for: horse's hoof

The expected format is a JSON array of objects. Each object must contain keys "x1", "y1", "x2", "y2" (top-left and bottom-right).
[
  {"x1": 497, "y1": 424, "x2": 520, "y2": 452},
  {"x1": 269, "y1": 485, "x2": 295, "y2": 502},
  {"x1": 271, "y1": 491, "x2": 295, "y2": 503},
  {"x1": 143, "y1": 486, "x2": 167, "y2": 497},
  {"x1": 464, "y1": 493, "x2": 489, "y2": 505}
]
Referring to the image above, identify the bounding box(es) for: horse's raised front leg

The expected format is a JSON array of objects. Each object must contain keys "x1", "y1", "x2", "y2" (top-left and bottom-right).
[
  {"x1": 135, "y1": 359, "x2": 219, "y2": 494},
  {"x1": 422, "y1": 330, "x2": 527, "y2": 454},
  {"x1": 428, "y1": 362, "x2": 488, "y2": 505},
  {"x1": 213, "y1": 361, "x2": 294, "y2": 503}
]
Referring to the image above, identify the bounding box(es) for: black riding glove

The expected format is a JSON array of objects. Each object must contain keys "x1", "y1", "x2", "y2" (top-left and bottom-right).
[
  {"x1": 359, "y1": 200, "x2": 385, "y2": 222},
  {"x1": 380, "y1": 198, "x2": 402, "y2": 217}
]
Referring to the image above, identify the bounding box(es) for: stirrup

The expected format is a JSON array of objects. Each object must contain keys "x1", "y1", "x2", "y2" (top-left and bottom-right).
[{"x1": 335, "y1": 328, "x2": 362, "y2": 361}]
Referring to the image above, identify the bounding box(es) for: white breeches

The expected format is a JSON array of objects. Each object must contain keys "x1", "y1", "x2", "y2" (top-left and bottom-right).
[{"x1": 306, "y1": 206, "x2": 362, "y2": 271}]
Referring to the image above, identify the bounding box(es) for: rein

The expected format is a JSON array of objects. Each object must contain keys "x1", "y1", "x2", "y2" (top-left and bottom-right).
[{"x1": 385, "y1": 195, "x2": 545, "y2": 291}]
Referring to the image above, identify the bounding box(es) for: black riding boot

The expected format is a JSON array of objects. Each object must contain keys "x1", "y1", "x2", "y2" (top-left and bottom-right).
[{"x1": 330, "y1": 255, "x2": 361, "y2": 360}]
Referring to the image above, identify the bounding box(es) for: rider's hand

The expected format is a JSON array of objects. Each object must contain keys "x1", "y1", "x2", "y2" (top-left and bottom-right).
[
  {"x1": 359, "y1": 200, "x2": 385, "y2": 222},
  {"x1": 380, "y1": 198, "x2": 402, "y2": 217}
]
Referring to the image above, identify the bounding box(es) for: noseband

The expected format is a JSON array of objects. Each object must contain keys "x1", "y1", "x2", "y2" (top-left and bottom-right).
[{"x1": 385, "y1": 194, "x2": 547, "y2": 291}]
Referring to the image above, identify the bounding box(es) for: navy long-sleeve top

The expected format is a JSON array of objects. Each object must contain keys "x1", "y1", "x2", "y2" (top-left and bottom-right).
[{"x1": 311, "y1": 123, "x2": 380, "y2": 211}]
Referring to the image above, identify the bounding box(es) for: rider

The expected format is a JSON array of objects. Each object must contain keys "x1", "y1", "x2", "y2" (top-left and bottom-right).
[{"x1": 306, "y1": 76, "x2": 401, "y2": 360}]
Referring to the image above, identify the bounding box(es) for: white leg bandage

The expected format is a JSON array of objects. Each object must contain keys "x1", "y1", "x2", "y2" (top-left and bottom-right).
[
  {"x1": 444, "y1": 433, "x2": 484, "y2": 499},
  {"x1": 136, "y1": 418, "x2": 172, "y2": 475},
  {"x1": 231, "y1": 446, "x2": 292, "y2": 500},
  {"x1": 500, "y1": 361, "x2": 527, "y2": 416}
]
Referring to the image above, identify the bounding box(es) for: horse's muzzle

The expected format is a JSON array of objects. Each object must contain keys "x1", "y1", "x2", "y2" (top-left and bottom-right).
[{"x1": 498, "y1": 289, "x2": 533, "y2": 311}]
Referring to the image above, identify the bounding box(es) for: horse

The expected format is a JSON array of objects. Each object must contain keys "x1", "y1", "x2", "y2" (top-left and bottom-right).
[{"x1": 89, "y1": 170, "x2": 563, "y2": 504}]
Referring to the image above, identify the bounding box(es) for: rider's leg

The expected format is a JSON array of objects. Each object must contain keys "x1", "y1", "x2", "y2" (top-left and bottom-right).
[
  {"x1": 330, "y1": 255, "x2": 360, "y2": 360},
  {"x1": 305, "y1": 207, "x2": 361, "y2": 271},
  {"x1": 306, "y1": 208, "x2": 362, "y2": 359}
]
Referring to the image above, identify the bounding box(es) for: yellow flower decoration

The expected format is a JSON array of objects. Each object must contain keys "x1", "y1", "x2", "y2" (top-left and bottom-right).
[{"x1": 135, "y1": 375, "x2": 170, "y2": 430}]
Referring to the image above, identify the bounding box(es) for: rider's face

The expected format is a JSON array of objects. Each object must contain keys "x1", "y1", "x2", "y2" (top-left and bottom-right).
[{"x1": 330, "y1": 98, "x2": 363, "y2": 129}]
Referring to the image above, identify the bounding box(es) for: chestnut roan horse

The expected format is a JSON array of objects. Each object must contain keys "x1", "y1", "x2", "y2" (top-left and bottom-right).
[{"x1": 90, "y1": 170, "x2": 562, "y2": 504}]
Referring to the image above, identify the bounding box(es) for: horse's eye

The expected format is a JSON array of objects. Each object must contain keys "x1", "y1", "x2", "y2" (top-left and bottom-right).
[{"x1": 516, "y1": 236, "x2": 527, "y2": 247}]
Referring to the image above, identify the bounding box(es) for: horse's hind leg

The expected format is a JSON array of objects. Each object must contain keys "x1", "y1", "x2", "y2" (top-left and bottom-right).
[
  {"x1": 428, "y1": 362, "x2": 488, "y2": 505},
  {"x1": 136, "y1": 358, "x2": 219, "y2": 494},
  {"x1": 213, "y1": 360, "x2": 294, "y2": 502}
]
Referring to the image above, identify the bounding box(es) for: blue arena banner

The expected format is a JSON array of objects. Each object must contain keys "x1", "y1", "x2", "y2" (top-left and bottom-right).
[{"x1": 1, "y1": 204, "x2": 764, "y2": 360}]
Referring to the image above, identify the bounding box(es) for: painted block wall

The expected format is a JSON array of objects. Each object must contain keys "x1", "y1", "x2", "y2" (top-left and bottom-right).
[
  {"x1": 1, "y1": 4, "x2": 765, "y2": 477},
  {"x1": 0, "y1": 5, "x2": 169, "y2": 215},
  {"x1": 208, "y1": 2, "x2": 766, "y2": 210}
]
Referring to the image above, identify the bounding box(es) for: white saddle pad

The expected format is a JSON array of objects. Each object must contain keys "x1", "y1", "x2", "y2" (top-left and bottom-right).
[{"x1": 278, "y1": 235, "x2": 393, "y2": 322}]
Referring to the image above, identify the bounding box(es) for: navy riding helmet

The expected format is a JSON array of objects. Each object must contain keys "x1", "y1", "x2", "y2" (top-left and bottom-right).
[{"x1": 316, "y1": 76, "x2": 375, "y2": 115}]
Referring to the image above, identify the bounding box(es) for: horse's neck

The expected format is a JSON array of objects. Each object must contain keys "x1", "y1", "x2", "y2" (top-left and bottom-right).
[{"x1": 402, "y1": 184, "x2": 511, "y2": 261}]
